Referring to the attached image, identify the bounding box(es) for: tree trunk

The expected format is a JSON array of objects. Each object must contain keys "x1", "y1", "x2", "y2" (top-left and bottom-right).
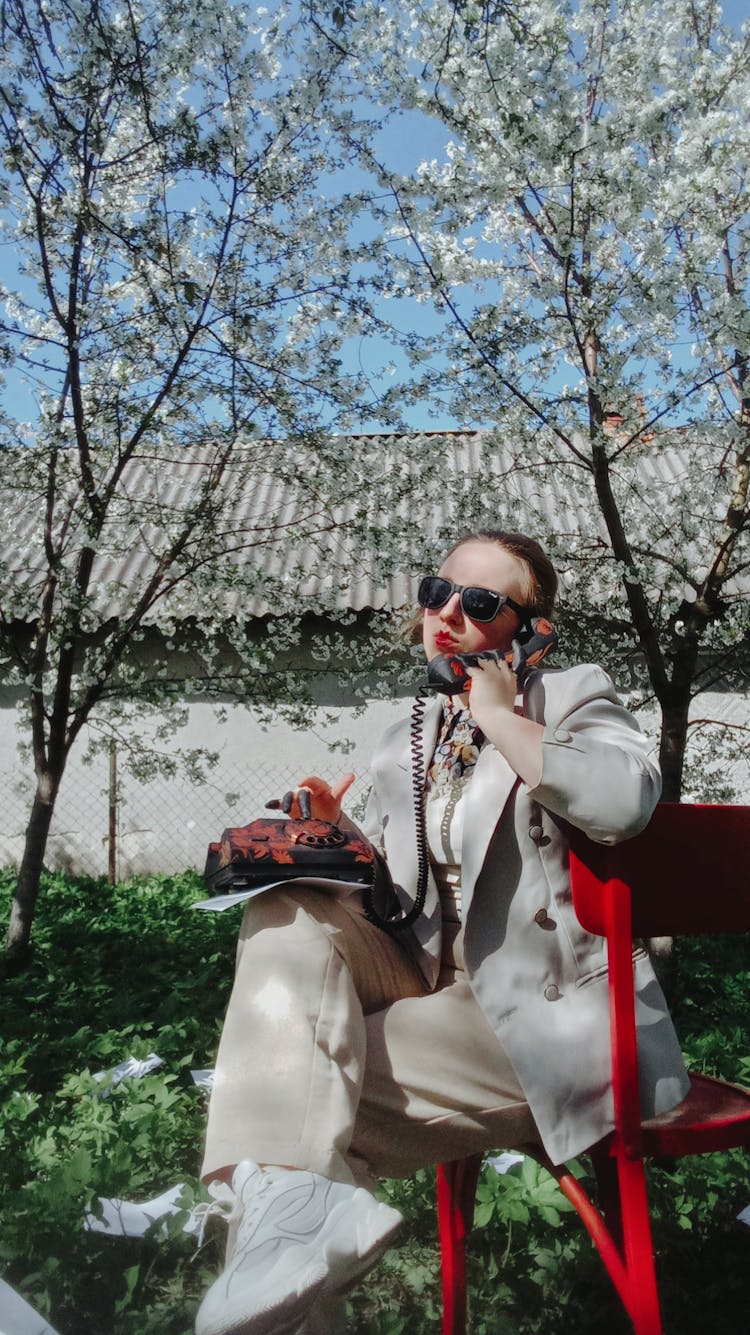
[
  {"x1": 4, "y1": 770, "x2": 63, "y2": 966},
  {"x1": 649, "y1": 692, "x2": 692, "y2": 993},
  {"x1": 658, "y1": 693, "x2": 691, "y2": 803}
]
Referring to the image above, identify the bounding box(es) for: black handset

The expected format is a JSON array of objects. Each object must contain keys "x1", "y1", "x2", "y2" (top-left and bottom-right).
[{"x1": 426, "y1": 617, "x2": 558, "y2": 695}]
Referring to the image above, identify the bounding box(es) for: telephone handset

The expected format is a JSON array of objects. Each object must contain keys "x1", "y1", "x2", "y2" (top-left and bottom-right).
[{"x1": 426, "y1": 616, "x2": 558, "y2": 695}]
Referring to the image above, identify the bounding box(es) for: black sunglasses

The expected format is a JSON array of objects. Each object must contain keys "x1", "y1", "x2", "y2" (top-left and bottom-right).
[{"x1": 417, "y1": 575, "x2": 531, "y2": 625}]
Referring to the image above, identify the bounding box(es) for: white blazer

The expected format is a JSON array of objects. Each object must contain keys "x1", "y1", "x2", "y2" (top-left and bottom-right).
[{"x1": 363, "y1": 663, "x2": 690, "y2": 1164}]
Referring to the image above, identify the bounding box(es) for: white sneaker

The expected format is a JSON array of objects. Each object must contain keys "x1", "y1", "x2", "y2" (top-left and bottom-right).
[{"x1": 194, "y1": 1161, "x2": 402, "y2": 1335}]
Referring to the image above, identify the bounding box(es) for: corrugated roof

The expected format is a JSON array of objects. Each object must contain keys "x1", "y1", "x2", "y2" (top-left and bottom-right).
[{"x1": 0, "y1": 428, "x2": 742, "y2": 621}]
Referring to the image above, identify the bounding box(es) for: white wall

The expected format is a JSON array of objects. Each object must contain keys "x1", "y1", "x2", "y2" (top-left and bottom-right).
[{"x1": 2, "y1": 687, "x2": 748, "y2": 880}]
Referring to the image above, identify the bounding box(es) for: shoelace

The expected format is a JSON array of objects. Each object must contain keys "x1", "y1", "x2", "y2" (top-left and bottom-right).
[
  {"x1": 193, "y1": 1167, "x2": 300, "y2": 1255},
  {"x1": 230, "y1": 1170, "x2": 289, "y2": 1248},
  {"x1": 192, "y1": 1180, "x2": 240, "y2": 1251}
]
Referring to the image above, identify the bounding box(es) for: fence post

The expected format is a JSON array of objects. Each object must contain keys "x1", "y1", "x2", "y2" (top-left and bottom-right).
[{"x1": 108, "y1": 742, "x2": 117, "y2": 885}]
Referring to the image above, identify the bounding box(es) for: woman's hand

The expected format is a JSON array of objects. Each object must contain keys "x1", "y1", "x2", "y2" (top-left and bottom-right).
[
  {"x1": 465, "y1": 658, "x2": 544, "y2": 788},
  {"x1": 266, "y1": 773, "x2": 355, "y2": 823},
  {"x1": 464, "y1": 655, "x2": 517, "y2": 724}
]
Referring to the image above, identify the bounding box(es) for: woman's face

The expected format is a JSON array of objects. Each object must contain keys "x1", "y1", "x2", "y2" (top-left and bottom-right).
[{"x1": 421, "y1": 540, "x2": 529, "y2": 662}]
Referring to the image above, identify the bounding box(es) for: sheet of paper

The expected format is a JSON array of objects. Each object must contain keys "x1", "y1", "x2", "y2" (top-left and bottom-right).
[
  {"x1": 84, "y1": 1181, "x2": 234, "y2": 1241},
  {"x1": 0, "y1": 1278, "x2": 62, "y2": 1335},
  {"x1": 190, "y1": 1069, "x2": 214, "y2": 1091},
  {"x1": 92, "y1": 1053, "x2": 163, "y2": 1093},
  {"x1": 486, "y1": 1151, "x2": 526, "y2": 1175},
  {"x1": 192, "y1": 876, "x2": 365, "y2": 911}
]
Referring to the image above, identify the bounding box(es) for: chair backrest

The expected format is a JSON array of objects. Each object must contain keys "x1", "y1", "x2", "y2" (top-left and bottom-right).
[
  {"x1": 568, "y1": 803, "x2": 750, "y2": 940},
  {"x1": 569, "y1": 803, "x2": 750, "y2": 1155}
]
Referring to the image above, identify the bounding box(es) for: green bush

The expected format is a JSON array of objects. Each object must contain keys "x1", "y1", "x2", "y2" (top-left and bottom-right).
[
  {"x1": 1, "y1": 868, "x2": 237, "y2": 1334},
  {"x1": 1, "y1": 868, "x2": 748, "y2": 1333}
]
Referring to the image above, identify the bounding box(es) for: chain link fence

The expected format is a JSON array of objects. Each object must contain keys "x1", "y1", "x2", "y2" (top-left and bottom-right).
[
  {"x1": 5, "y1": 694, "x2": 748, "y2": 883},
  {"x1": 0, "y1": 750, "x2": 373, "y2": 881}
]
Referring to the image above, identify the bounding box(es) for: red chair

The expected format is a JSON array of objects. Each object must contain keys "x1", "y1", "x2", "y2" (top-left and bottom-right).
[{"x1": 437, "y1": 803, "x2": 750, "y2": 1335}]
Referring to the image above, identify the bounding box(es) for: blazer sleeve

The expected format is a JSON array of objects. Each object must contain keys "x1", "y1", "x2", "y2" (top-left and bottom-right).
[{"x1": 526, "y1": 664, "x2": 661, "y2": 844}]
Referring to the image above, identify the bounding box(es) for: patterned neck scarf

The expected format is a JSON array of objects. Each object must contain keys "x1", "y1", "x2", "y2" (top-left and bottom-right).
[{"x1": 426, "y1": 699, "x2": 485, "y2": 792}]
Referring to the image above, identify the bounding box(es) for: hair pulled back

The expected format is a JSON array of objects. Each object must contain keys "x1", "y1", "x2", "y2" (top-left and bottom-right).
[{"x1": 447, "y1": 530, "x2": 558, "y2": 620}]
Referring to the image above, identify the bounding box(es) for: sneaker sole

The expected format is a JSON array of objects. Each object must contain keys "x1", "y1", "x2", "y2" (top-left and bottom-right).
[{"x1": 196, "y1": 1263, "x2": 327, "y2": 1335}]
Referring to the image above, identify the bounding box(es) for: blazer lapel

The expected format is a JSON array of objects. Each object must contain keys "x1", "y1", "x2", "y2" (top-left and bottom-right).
[
  {"x1": 374, "y1": 695, "x2": 520, "y2": 981},
  {"x1": 461, "y1": 740, "x2": 519, "y2": 914},
  {"x1": 387, "y1": 696, "x2": 518, "y2": 921}
]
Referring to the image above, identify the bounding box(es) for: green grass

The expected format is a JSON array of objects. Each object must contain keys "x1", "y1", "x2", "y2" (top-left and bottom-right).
[{"x1": 1, "y1": 867, "x2": 749, "y2": 1334}]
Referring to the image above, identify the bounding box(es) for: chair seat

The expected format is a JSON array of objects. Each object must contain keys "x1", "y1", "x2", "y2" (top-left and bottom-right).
[{"x1": 641, "y1": 1071, "x2": 750, "y2": 1157}]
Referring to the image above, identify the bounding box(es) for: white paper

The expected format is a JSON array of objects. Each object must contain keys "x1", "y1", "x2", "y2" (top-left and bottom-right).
[
  {"x1": 485, "y1": 1151, "x2": 525, "y2": 1175},
  {"x1": 192, "y1": 875, "x2": 365, "y2": 912},
  {"x1": 92, "y1": 1053, "x2": 163, "y2": 1094},
  {"x1": 190, "y1": 1069, "x2": 214, "y2": 1091},
  {"x1": 0, "y1": 1278, "x2": 62, "y2": 1335},
  {"x1": 85, "y1": 1183, "x2": 197, "y2": 1239}
]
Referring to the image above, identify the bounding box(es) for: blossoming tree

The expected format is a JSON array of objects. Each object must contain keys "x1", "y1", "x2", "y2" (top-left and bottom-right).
[
  {"x1": 0, "y1": 0, "x2": 392, "y2": 961},
  {"x1": 340, "y1": 0, "x2": 750, "y2": 801}
]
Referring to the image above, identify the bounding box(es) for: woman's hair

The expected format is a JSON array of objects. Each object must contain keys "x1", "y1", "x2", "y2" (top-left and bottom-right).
[{"x1": 446, "y1": 530, "x2": 558, "y2": 619}]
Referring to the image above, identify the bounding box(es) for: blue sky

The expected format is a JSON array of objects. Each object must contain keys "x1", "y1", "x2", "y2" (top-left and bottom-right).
[
  {"x1": 1, "y1": 0, "x2": 747, "y2": 439},
  {"x1": 337, "y1": 0, "x2": 750, "y2": 434}
]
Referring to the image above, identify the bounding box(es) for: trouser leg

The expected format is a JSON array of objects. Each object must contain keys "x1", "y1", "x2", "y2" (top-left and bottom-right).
[
  {"x1": 349, "y1": 966, "x2": 539, "y2": 1181},
  {"x1": 201, "y1": 887, "x2": 426, "y2": 1186}
]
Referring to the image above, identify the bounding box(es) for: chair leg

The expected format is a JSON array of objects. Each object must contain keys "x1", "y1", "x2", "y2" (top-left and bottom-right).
[
  {"x1": 529, "y1": 1143, "x2": 663, "y2": 1335},
  {"x1": 437, "y1": 1156, "x2": 483, "y2": 1335},
  {"x1": 615, "y1": 1154, "x2": 662, "y2": 1335},
  {"x1": 591, "y1": 1144, "x2": 624, "y2": 1249}
]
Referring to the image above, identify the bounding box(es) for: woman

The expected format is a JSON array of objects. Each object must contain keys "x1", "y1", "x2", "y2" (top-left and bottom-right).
[{"x1": 195, "y1": 531, "x2": 688, "y2": 1335}]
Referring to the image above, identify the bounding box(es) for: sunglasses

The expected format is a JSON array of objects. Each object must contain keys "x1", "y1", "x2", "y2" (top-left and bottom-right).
[{"x1": 417, "y1": 575, "x2": 531, "y2": 625}]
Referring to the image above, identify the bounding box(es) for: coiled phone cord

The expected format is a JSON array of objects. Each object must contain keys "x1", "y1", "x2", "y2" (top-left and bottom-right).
[{"x1": 362, "y1": 688, "x2": 430, "y2": 933}]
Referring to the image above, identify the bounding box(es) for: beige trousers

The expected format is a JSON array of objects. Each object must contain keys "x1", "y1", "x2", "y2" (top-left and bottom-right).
[{"x1": 201, "y1": 887, "x2": 537, "y2": 1188}]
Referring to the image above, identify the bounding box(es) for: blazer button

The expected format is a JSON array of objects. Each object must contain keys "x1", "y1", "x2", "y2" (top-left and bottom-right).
[
  {"x1": 529, "y1": 824, "x2": 544, "y2": 843},
  {"x1": 544, "y1": 983, "x2": 561, "y2": 1001},
  {"x1": 534, "y1": 908, "x2": 548, "y2": 925},
  {"x1": 553, "y1": 728, "x2": 573, "y2": 743}
]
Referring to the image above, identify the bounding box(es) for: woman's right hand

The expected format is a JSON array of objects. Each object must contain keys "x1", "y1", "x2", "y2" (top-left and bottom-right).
[{"x1": 265, "y1": 773, "x2": 355, "y2": 823}]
